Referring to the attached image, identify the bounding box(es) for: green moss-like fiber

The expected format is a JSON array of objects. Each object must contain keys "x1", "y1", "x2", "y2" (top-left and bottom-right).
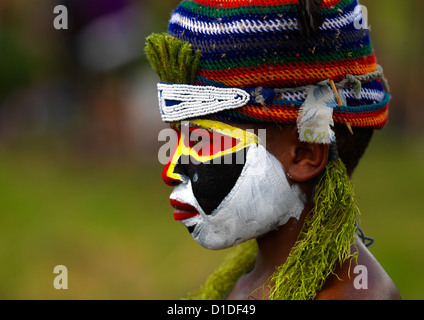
[
  {"x1": 186, "y1": 240, "x2": 257, "y2": 300},
  {"x1": 188, "y1": 158, "x2": 359, "y2": 300},
  {"x1": 265, "y1": 157, "x2": 359, "y2": 300},
  {"x1": 145, "y1": 33, "x2": 201, "y2": 84}
]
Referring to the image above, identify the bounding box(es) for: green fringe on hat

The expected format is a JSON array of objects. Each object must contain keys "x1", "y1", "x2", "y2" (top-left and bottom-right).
[{"x1": 145, "y1": 33, "x2": 201, "y2": 84}]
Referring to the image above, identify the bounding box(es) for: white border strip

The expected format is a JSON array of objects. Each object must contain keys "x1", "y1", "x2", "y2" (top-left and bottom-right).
[{"x1": 169, "y1": 5, "x2": 363, "y2": 35}]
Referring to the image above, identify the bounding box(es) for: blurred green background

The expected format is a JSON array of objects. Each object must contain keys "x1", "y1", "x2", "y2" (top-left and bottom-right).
[{"x1": 0, "y1": 0, "x2": 423, "y2": 300}]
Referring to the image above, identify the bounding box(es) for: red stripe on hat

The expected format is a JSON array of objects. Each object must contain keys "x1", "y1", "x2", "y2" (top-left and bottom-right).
[
  {"x1": 197, "y1": 55, "x2": 378, "y2": 88},
  {"x1": 192, "y1": 0, "x2": 342, "y2": 9}
]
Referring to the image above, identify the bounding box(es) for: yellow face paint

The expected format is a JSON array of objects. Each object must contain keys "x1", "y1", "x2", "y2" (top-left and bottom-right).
[{"x1": 164, "y1": 119, "x2": 259, "y2": 184}]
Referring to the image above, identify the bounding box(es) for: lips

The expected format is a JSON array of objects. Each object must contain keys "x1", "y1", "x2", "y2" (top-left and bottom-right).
[{"x1": 170, "y1": 199, "x2": 200, "y2": 221}]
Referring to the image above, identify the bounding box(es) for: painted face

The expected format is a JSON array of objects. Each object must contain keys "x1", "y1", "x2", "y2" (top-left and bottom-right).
[{"x1": 163, "y1": 119, "x2": 306, "y2": 250}]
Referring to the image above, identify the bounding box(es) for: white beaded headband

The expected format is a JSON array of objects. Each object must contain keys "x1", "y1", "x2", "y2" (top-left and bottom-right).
[{"x1": 157, "y1": 66, "x2": 388, "y2": 144}]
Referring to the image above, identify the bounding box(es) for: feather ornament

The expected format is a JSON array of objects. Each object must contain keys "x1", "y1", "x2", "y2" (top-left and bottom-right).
[{"x1": 297, "y1": 82, "x2": 337, "y2": 144}]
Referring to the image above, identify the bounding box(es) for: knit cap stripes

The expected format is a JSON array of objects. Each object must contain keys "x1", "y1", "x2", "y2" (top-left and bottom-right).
[{"x1": 167, "y1": 0, "x2": 389, "y2": 129}]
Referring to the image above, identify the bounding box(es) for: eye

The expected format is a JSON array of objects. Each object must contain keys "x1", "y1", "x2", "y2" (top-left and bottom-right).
[
  {"x1": 171, "y1": 122, "x2": 181, "y2": 133},
  {"x1": 187, "y1": 127, "x2": 211, "y2": 149},
  {"x1": 190, "y1": 133, "x2": 203, "y2": 146}
]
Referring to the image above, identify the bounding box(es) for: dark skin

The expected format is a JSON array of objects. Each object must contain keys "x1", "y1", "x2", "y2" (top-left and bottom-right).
[{"x1": 226, "y1": 125, "x2": 401, "y2": 300}]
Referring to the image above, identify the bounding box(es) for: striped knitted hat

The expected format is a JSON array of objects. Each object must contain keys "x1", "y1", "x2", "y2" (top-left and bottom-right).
[{"x1": 160, "y1": 0, "x2": 390, "y2": 131}]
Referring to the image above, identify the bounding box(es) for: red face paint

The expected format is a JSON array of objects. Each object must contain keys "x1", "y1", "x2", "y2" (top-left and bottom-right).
[
  {"x1": 162, "y1": 119, "x2": 259, "y2": 215},
  {"x1": 170, "y1": 199, "x2": 200, "y2": 221}
]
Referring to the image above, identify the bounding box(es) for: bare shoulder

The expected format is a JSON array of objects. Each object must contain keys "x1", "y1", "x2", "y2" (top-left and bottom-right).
[{"x1": 316, "y1": 240, "x2": 402, "y2": 300}]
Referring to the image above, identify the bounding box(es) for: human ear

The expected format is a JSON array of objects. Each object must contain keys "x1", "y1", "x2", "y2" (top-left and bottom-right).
[
  {"x1": 269, "y1": 126, "x2": 329, "y2": 183},
  {"x1": 266, "y1": 126, "x2": 329, "y2": 183},
  {"x1": 287, "y1": 137, "x2": 329, "y2": 183}
]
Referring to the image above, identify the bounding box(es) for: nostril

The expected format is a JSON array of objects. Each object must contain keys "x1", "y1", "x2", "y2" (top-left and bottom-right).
[
  {"x1": 162, "y1": 154, "x2": 191, "y2": 187},
  {"x1": 171, "y1": 180, "x2": 180, "y2": 186},
  {"x1": 162, "y1": 165, "x2": 181, "y2": 186}
]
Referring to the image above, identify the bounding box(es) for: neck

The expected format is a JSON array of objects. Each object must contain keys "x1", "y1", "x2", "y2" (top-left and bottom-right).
[
  {"x1": 255, "y1": 177, "x2": 314, "y2": 269},
  {"x1": 226, "y1": 180, "x2": 315, "y2": 300},
  {"x1": 246, "y1": 202, "x2": 313, "y2": 298},
  {"x1": 257, "y1": 216, "x2": 305, "y2": 270}
]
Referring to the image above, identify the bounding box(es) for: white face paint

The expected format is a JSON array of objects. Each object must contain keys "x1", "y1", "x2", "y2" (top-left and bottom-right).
[{"x1": 170, "y1": 143, "x2": 306, "y2": 250}]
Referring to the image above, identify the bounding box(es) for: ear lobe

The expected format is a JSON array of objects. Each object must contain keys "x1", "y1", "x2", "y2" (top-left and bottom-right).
[{"x1": 288, "y1": 141, "x2": 329, "y2": 183}]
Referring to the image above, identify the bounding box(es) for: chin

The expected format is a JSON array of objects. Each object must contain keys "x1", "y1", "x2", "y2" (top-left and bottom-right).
[{"x1": 192, "y1": 225, "x2": 251, "y2": 250}]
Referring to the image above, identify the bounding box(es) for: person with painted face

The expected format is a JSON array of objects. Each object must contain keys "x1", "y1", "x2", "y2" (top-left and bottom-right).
[{"x1": 146, "y1": 0, "x2": 401, "y2": 300}]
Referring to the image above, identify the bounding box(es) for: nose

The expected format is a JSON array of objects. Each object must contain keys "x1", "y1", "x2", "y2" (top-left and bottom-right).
[
  {"x1": 162, "y1": 158, "x2": 182, "y2": 186},
  {"x1": 162, "y1": 134, "x2": 184, "y2": 186}
]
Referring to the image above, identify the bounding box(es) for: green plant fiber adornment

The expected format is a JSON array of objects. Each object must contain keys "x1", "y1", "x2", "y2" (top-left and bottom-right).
[
  {"x1": 186, "y1": 156, "x2": 359, "y2": 300},
  {"x1": 265, "y1": 156, "x2": 359, "y2": 300},
  {"x1": 186, "y1": 239, "x2": 257, "y2": 300},
  {"x1": 145, "y1": 33, "x2": 201, "y2": 84}
]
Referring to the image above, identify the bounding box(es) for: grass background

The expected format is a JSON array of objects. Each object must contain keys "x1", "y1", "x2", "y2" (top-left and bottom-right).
[{"x1": 0, "y1": 130, "x2": 423, "y2": 300}]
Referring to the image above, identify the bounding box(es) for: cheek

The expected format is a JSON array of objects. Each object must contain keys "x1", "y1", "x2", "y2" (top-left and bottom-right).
[
  {"x1": 211, "y1": 145, "x2": 305, "y2": 232},
  {"x1": 174, "y1": 148, "x2": 247, "y2": 215},
  {"x1": 191, "y1": 145, "x2": 306, "y2": 250}
]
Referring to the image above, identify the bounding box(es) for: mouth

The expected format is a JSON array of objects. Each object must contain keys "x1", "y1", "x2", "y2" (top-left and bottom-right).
[{"x1": 170, "y1": 199, "x2": 200, "y2": 221}]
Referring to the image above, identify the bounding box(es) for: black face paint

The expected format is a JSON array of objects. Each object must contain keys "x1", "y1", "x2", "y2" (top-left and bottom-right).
[{"x1": 173, "y1": 148, "x2": 248, "y2": 215}]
